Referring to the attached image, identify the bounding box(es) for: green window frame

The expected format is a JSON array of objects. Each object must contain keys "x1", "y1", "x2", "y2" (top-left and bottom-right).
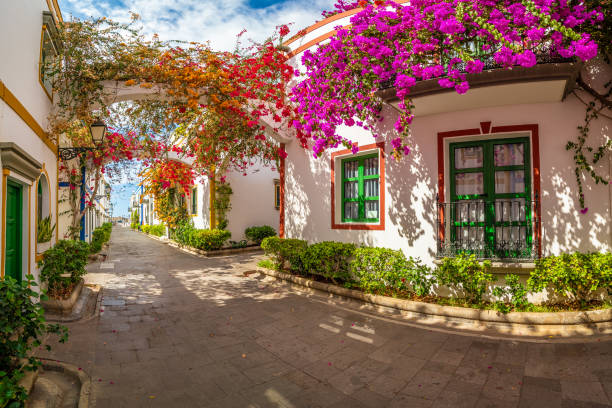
[
  {"x1": 449, "y1": 137, "x2": 532, "y2": 258},
  {"x1": 274, "y1": 181, "x2": 281, "y2": 210},
  {"x1": 341, "y1": 153, "x2": 380, "y2": 223},
  {"x1": 191, "y1": 187, "x2": 197, "y2": 215}
]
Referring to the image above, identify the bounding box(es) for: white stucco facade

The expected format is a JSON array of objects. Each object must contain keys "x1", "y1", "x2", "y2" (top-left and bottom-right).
[
  {"x1": 280, "y1": 11, "x2": 612, "y2": 268},
  {"x1": 0, "y1": 0, "x2": 63, "y2": 283}
]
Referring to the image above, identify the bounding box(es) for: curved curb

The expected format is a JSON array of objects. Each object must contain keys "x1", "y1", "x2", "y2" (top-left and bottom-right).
[
  {"x1": 257, "y1": 267, "x2": 612, "y2": 337},
  {"x1": 38, "y1": 359, "x2": 91, "y2": 408},
  {"x1": 140, "y1": 230, "x2": 263, "y2": 257}
]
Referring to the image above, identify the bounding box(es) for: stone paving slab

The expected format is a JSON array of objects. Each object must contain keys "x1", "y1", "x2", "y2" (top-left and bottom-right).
[{"x1": 40, "y1": 227, "x2": 612, "y2": 408}]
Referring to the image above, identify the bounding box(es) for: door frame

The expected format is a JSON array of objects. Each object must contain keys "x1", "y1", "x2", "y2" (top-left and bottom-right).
[{"x1": 4, "y1": 179, "x2": 23, "y2": 282}]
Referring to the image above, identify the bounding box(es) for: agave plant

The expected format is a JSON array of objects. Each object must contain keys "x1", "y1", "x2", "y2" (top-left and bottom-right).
[{"x1": 37, "y1": 216, "x2": 56, "y2": 243}]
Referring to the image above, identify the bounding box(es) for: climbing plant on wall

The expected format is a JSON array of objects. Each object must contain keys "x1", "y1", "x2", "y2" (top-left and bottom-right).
[{"x1": 292, "y1": 0, "x2": 609, "y2": 207}]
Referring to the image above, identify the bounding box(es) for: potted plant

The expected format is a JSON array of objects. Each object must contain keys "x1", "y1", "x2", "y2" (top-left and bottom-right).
[{"x1": 36, "y1": 216, "x2": 55, "y2": 254}]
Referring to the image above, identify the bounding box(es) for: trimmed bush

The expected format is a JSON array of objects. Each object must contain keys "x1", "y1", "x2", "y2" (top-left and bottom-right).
[
  {"x1": 0, "y1": 275, "x2": 68, "y2": 407},
  {"x1": 245, "y1": 225, "x2": 276, "y2": 244},
  {"x1": 301, "y1": 241, "x2": 356, "y2": 283},
  {"x1": 90, "y1": 223, "x2": 112, "y2": 254},
  {"x1": 261, "y1": 237, "x2": 308, "y2": 273},
  {"x1": 148, "y1": 224, "x2": 165, "y2": 237},
  {"x1": 350, "y1": 247, "x2": 433, "y2": 296},
  {"x1": 436, "y1": 254, "x2": 496, "y2": 303},
  {"x1": 528, "y1": 252, "x2": 612, "y2": 304},
  {"x1": 38, "y1": 240, "x2": 90, "y2": 298},
  {"x1": 173, "y1": 221, "x2": 230, "y2": 251},
  {"x1": 189, "y1": 229, "x2": 232, "y2": 251}
]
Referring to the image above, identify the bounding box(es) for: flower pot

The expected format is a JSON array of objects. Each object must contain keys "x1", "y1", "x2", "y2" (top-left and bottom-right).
[{"x1": 37, "y1": 241, "x2": 51, "y2": 254}]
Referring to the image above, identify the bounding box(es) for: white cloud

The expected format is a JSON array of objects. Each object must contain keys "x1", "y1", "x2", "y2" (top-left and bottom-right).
[{"x1": 58, "y1": 0, "x2": 336, "y2": 51}]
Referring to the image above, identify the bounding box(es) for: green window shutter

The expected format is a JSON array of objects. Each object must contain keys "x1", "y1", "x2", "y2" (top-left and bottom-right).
[
  {"x1": 341, "y1": 153, "x2": 380, "y2": 223},
  {"x1": 192, "y1": 188, "x2": 197, "y2": 215},
  {"x1": 449, "y1": 137, "x2": 532, "y2": 259}
]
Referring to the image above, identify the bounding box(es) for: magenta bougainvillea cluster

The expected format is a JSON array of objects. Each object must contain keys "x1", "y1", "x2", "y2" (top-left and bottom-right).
[{"x1": 293, "y1": 0, "x2": 603, "y2": 158}]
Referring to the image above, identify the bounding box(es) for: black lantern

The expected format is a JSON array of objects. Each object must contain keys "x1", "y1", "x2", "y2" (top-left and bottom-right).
[{"x1": 58, "y1": 119, "x2": 107, "y2": 161}]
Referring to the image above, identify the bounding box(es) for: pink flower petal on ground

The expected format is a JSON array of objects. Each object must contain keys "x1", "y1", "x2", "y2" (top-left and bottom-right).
[
  {"x1": 328, "y1": 362, "x2": 332, "y2": 366},
  {"x1": 488, "y1": 366, "x2": 492, "y2": 369},
  {"x1": 78, "y1": 368, "x2": 82, "y2": 371}
]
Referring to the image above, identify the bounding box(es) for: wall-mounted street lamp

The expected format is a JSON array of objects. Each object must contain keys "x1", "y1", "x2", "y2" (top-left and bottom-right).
[{"x1": 58, "y1": 120, "x2": 107, "y2": 161}]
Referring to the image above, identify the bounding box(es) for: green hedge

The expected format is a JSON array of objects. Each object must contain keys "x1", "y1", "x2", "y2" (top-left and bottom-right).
[
  {"x1": 528, "y1": 252, "x2": 612, "y2": 304},
  {"x1": 245, "y1": 225, "x2": 276, "y2": 244},
  {"x1": 90, "y1": 223, "x2": 112, "y2": 254},
  {"x1": 261, "y1": 236, "x2": 307, "y2": 273},
  {"x1": 350, "y1": 247, "x2": 433, "y2": 297},
  {"x1": 301, "y1": 241, "x2": 355, "y2": 283},
  {"x1": 142, "y1": 224, "x2": 165, "y2": 236},
  {"x1": 173, "y1": 222, "x2": 231, "y2": 251},
  {"x1": 259, "y1": 238, "x2": 611, "y2": 308}
]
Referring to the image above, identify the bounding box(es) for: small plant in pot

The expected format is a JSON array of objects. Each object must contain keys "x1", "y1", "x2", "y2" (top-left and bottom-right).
[
  {"x1": 38, "y1": 240, "x2": 90, "y2": 299},
  {"x1": 36, "y1": 216, "x2": 56, "y2": 253}
]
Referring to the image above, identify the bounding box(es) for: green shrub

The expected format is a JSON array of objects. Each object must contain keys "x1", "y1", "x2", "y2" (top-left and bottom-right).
[
  {"x1": 301, "y1": 241, "x2": 356, "y2": 283},
  {"x1": 257, "y1": 259, "x2": 275, "y2": 269},
  {"x1": 436, "y1": 254, "x2": 496, "y2": 303},
  {"x1": 350, "y1": 247, "x2": 433, "y2": 296},
  {"x1": 37, "y1": 216, "x2": 55, "y2": 243},
  {"x1": 130, "y1": 210, "x2": 139, "y2": 230},
  {"x1": 351, "y1": 247, "x2": 407, "y2": 293},
  {"x1": 261, "y1": 237, "x2": 308, "y2": 273},
  {"x1": 405, "y1": 256, "x2": 434, "y2": 297},
  {"x1": 492, "y1": 274, "x2": 531, "y2": 313},
  {"x1": 528, "y1": 252, "x2": 612, "y2": 304},
  {"x1": 148, "y1": 225, "x2": 165, "y2": 237},
  {"x1": 0, "y1": 275, "x2": 68, "y2": 408},
  {"x1": 38, "y1": 240, "x2": 90, "y2": 298},
  {"x1": 142, "y1": 224, "x2": 151, "y2": 234},
  {"x1": 245, "y1": 226, "x2": 276, "y2": 244},
  {"x1": 172, "y1": 220, "x2": 195, "y2": 244},
  {"x1": 89, "y1": 224, "x2": 111, "y2": 254},
  {"x1": 189, "y1": 229, "x2": 231, "y2": 251}
]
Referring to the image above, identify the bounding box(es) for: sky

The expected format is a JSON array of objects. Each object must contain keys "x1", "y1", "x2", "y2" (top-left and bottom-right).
[
  {"x1": 110, "y1": 183, "x2": 138, "y2": 218},
  {"x1": 58, "y1": 0, "x2": 336, "y2": 217},
  {"x1": 57, "y1": 0, "x2": 336, "y2": 51}
]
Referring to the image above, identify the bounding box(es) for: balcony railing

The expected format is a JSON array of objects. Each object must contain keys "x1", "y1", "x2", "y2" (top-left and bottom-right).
[
  {"x1": 379, "y1": 53, "x2": 574, "y2": 91},
  {"x1": 436, "y1": 195, "x2": 541, "y2": 261}
]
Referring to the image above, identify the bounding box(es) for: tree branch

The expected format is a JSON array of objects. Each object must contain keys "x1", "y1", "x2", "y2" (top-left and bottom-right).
[{"x1": 576, "y1": 74, "x2": 612, "y2": 110}]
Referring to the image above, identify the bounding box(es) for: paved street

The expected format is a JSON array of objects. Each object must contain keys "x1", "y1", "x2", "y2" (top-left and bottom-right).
[{"x1": 42, "y1": 227, "x2": 612, "y2": 408}]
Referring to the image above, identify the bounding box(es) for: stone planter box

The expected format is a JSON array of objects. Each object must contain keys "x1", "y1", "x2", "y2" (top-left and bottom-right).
[
  {"x1": 257, "y1": 267, "x2": 612, "y2": 338},
  {"x1": 167, "y1": 240, "x2": 263, "y2": 257},
  {"x1": 41, "y1": 279, "x2": 84, "y2": 314}
]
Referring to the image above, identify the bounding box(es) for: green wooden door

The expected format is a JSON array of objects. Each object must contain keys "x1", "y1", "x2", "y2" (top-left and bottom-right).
[{"x1": 5, "y1": 180, "x2": 23, "y2": 282}]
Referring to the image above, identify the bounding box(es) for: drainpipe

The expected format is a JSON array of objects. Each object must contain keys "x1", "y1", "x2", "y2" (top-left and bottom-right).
[
  {"x1": 209, "y1": 166, "x2": 216, "y2": 229},
  {"x1": 139, "y1": 185, "x2": 143, "y2": 226},
  {"x1": 80, "y1": 166, "x2": 85, "y2": 241}
]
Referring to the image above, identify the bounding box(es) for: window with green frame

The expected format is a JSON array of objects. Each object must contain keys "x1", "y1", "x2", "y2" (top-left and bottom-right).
[
  {"x1": 191, "y1": 187, "x2": 197, "y2": 215},
  {"x1": 449, "y1": 137, "x2": 533, "y2": 258},
  {"x1": 341, "y1": 153, "x2": 380, "y2": 223}
]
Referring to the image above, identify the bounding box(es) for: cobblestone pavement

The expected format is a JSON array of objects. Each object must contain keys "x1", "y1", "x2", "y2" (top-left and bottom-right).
[{"x1": 42, "y1": 227, "x2": 612, "y2": 408}]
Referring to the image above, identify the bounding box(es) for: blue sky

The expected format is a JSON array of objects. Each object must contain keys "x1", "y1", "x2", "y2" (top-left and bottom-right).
[
  {"x1": 58, "y1": 0, "x2": 336, "y2": 51},
  {"x1": 110, "y1": 183, "x2": 138, "y2": 218}
]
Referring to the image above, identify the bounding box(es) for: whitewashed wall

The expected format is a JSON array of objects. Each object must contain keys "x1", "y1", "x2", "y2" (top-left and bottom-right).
[{"x1": 0, "y1": 0, "x2": 61, "y2": 284}]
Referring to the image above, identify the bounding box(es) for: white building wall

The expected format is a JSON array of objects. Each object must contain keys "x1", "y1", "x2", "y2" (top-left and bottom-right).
[
  {"x1": 0, "y1": 0, "x2": 61, "y2": 284},
  {"x1": 191, "y1": 164, "x2": 280, "y2": 241},
  {"x1": 284, "y1": 97, "x2": 612, "y2": 266}
]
